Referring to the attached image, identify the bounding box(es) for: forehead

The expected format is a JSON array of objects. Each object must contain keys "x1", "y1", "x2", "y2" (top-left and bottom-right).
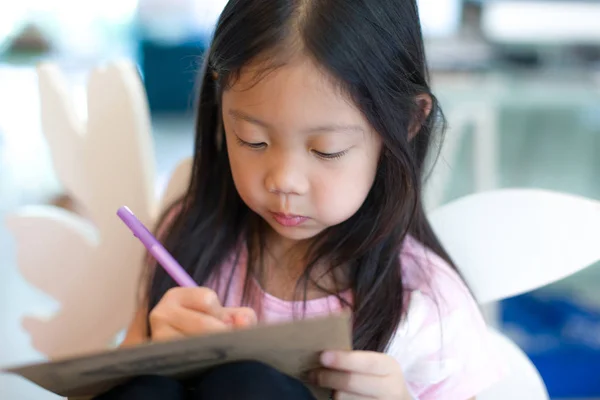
[{"x1": 221, "y1": 57, "x2": 368, "y2": 127}]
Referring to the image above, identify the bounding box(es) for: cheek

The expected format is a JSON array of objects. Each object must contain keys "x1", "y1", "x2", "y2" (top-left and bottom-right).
[{"x1": 312, "y1": 158, "x2": 378, "y2": 224}]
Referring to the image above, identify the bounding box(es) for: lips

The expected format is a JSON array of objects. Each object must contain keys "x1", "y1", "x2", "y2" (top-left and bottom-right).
[{"x1": 270, "y1": 212, "x2": 309, "y2": 227}]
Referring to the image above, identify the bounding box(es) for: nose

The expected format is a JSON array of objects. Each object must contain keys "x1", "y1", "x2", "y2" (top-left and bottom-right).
[{"x1": 264, "y1": 153, "x2": 309, "y2": 196}]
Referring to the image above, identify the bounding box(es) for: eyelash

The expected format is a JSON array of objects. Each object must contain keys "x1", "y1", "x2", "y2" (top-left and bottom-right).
[
  {"x1": 235, "y1": 135, "x2": 348, "y2": 160},
  {"x1": 312, "y1": 149, "x2": 349, "y2": 160},
  {"x1": 235, "y1": 136, "x2": 266, "y2": 149}
]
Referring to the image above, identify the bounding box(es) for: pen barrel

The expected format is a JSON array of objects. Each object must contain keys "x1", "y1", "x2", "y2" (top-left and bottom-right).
[
  {"x1": 149, "y1": 244, "x2": 198, "y2": 288},
  {"x1": 117, "y1": 206, "x2": 198, "y2": 288}
]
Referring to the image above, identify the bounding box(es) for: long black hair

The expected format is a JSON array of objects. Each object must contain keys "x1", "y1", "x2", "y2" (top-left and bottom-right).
[{"x1": 147, "y1": 0, "x2": 456, "y2": 353}]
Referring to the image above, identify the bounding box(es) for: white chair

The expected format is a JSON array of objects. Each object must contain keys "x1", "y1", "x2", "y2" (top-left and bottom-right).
[
  {"x1": 4, "y1": 61, "x2": 191, "y2": 362},
  {"x1": 429, "y1": 189, "x2": 600, "y2": 400},
  {"x1": 4, "y1": 60, "x2": 600, "y2": 400}
]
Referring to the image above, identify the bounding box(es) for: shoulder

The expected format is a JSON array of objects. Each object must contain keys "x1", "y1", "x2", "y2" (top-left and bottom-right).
[
  {"x1": 387, "y1": 236, "x2": 507, "y2": 399},
  {"x1": 399, "y1": 235, "x2": 476, "y2": 316}
]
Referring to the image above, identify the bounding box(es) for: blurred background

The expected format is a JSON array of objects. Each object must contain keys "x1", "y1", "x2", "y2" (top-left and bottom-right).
[{"x1": 0, "y1": 0, "x2": 599, "y2": 399}]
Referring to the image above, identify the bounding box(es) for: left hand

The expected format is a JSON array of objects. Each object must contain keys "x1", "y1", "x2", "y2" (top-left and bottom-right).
[{"x1": 309, "y1": 350, "x2": 412, "y2": 400}]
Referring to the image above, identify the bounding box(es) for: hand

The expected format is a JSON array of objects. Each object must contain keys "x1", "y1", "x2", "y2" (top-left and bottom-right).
[
  {"x1": 149, "y1": 287, "x2": 257, "y2": 342},
  {"x1": 310, "y1": 350, "x2": 411, "y2": 400}
]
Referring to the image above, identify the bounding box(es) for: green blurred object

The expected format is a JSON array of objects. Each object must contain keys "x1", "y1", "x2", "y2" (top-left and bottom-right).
[
  {"x1": 2, "y1": 22, "x2": 53, "y2": 63},
  {"x1": 0, "y1": 13, "x2": 54, "y2": 65},
  {"x1": 7, "y1": 24, "x2": 52, "y2": 53}
]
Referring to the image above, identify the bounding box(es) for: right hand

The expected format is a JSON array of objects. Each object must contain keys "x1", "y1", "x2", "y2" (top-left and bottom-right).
[{"x1": 149, "y1": 287, "x2": 257, "y2": 342}]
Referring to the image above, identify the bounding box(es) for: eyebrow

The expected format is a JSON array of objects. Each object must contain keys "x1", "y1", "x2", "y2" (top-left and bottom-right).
[{"x1": 228, "y1": 109, "x2": 365, "y2": 134}]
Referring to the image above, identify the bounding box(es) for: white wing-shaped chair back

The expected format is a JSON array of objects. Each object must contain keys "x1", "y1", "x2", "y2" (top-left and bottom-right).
[
  {"x1": 429, "y1": 189, "x2": 600, "y2": 304},
  {"x1": 4, "y1": 61, "x2": 190, "y2": 360},
  {"x1": 429, "y1": 188, "x2": 600, "y2": 400}
]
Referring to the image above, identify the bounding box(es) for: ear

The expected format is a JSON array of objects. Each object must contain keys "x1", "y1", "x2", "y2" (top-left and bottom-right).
[{"x1": 408, "y1": 94, "x2": 433, "y2": 141}]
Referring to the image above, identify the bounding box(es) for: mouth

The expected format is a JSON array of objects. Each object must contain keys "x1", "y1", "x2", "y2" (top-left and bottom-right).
[{"x1": 269, "y1": 212, "x2": 310, "y2": 227}]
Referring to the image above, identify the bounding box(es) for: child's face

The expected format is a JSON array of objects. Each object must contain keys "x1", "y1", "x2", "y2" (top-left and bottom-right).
[{"x1": 222, "y1": 56, "x2": 382, "y2": 242}]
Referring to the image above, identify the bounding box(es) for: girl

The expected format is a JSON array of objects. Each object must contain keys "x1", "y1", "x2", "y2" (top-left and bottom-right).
[{"x1": 97, "y1": 0, "x2": 506, "y2": 399}]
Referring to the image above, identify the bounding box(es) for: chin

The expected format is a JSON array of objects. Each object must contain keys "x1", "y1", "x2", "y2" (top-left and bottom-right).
[{"x1": 280, "y1": 230, "x2": 321, "y2": 241}]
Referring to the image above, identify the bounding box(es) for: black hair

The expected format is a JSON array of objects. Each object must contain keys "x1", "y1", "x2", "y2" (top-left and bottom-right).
[{"x1": 147, "y1": 0, "x2": 456, "y2": 353}]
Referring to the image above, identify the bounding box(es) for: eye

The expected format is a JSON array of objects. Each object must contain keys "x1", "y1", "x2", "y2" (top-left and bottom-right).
[
  {"x1": 312, "y1": 149, "x2": 349, "y2": 160},
  {"x1": 235, "y1": 136, "x2": 266, "y2": 149}
]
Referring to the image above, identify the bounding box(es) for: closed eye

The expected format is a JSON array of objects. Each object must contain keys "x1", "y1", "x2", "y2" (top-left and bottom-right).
[
  {"x1": 235, "y1": 136, "x2": 266, "y2": 149},
  {"x1": 312, "y1": 149, "x2": 349, "y2": 160}
]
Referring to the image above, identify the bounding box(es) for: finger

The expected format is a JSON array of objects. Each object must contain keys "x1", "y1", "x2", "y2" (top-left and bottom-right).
[
  {"x1": 320, "y1": 351, "x2": 396, "y2": 376},
  {"x1": 169, "y1": 306, "x2": 231, "y2": 335},
  {"x1": 311, "y1": 369, "x2": 379, "y2": 398},
  {"x1": 226, "y1": 307, "x2": 258, "y2": 328},
  {"x1": 168, "y1": 287, "x2": 227, "y2": 320},
  {"x1": 151, "y1": 324, "x2": 185, "y2": 342}
]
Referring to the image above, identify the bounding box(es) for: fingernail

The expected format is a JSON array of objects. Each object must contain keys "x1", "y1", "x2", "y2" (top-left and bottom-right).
[{"x1": 320, "y1": 351, "x2": 335, "y2": 366}]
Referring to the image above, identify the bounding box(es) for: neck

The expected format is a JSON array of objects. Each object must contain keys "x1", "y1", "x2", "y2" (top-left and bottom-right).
[
  {"x1": 264, "y1": 227, "x2": 309, "y2": 277},
  {"x1": 253, "y1": 226, "x2": 348, "y2": 297}
]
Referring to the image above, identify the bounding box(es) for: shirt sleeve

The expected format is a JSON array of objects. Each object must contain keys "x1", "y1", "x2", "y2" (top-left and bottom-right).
[{"x1": 388, "y1": 242, "x2": 509, "y2": 399}]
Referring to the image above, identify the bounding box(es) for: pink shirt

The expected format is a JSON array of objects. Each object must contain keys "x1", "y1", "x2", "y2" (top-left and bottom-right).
[{"x1": 206, "y1": 236, "x2": 507, "y2": 399}]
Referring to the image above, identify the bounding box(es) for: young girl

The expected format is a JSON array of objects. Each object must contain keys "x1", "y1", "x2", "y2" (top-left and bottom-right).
[{"x1": 96, "y1": 0, "x2": 506, "y2": 399}]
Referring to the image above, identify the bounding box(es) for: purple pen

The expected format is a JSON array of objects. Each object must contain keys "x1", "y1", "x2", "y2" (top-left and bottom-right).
[{"x1": 117, "y1": 206, "x2": 198, "y2": 288}]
